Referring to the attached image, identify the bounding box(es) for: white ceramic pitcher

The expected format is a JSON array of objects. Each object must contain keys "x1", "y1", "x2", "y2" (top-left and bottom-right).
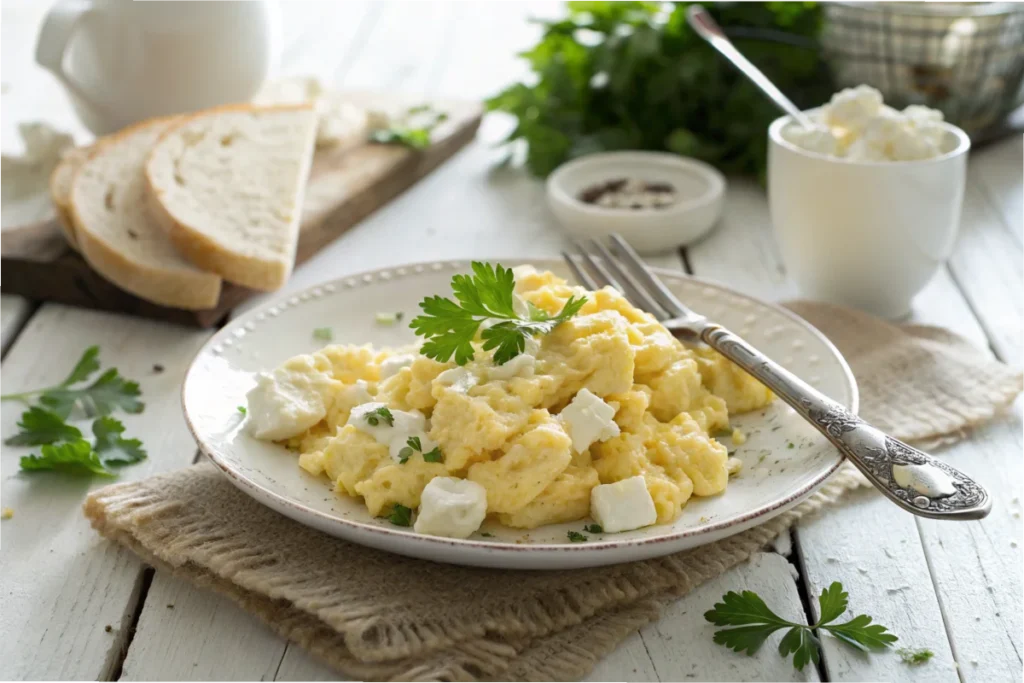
[{"x1": 35, "y1": 0, "x2": 281, "y2": 135}]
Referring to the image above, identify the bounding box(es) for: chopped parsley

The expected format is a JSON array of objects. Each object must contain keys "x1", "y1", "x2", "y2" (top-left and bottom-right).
[
  {"x1": 313, "y1": 327, "x2": 333, "y2": 342},
  {"x1": 897, "y1": 647, "x2": 934, "y2": 665},
  {"x1": 237, "y1": 406, "x2": 247, "y2": 415},
  {"x1": 386, "y1": 504, "x2": 413, "y2": 527},
  {"x1": 567, "y1": 530, "x2": 588, "y2": 542},
  {"x1": 363, "y1": 406, "x2": 395, "y2": 427},
  {"x1": 397, "y1": 436, "x2": 443, "y2": 464},
  {"x1": 787, "y1": 442, "x2": 795, "y2": 449},
  {"x1": 480, "y1": 532, "x2": 494, "y2": 538},
  {"x1": 583, "y1": 524, "x2": 603, "y2": 533}
]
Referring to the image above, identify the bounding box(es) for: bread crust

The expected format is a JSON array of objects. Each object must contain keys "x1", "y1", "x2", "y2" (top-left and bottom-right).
[
  {"x1": 143, "y1": 102, "x2": 318, "y2": 291},
  {"x1": 69, "y1": 116, "x2": 223, "y2": 310}
]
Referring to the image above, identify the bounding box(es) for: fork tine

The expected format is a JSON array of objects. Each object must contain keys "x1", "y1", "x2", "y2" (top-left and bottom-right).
[
  {"x1": 608, "y1": 234, "x2": 690, "y2": 318},
  {"x1": 571, "y1": 241, "x2": 615, "y2": 289},
  {"x1": 561, "y1": 251, "x2": 600, "y2": 290},
  {"x1": 588, "y1": 239, "x2": 670, "y2": 320}
]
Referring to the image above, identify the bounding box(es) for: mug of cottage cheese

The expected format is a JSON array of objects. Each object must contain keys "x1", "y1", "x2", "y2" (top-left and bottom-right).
[{"x1": 768, "y1": 85, "x2": 970, "y2": 319}]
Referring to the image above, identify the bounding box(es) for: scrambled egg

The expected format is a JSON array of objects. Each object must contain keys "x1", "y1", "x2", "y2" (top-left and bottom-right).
[{"x1": 265, "y1": 270, "x2": 773, "y2": 530}]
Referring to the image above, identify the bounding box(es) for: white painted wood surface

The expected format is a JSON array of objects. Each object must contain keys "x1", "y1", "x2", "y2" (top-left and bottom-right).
[
  {"x1": 0, "y1": 295, "x2": 33, "y2": 356},
  {"x1": 1, "y1": 2, "x2": 1021, "y2": 682}
]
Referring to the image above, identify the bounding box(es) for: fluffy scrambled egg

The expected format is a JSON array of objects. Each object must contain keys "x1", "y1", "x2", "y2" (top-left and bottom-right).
[{"x1": 268, "y1": 270, "x2": 773, "y2": 529}]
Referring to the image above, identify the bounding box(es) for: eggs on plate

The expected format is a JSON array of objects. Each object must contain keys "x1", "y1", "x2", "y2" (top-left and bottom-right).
[{"x1": 246, "y1": 268, "x2": 773, "y2": 539}]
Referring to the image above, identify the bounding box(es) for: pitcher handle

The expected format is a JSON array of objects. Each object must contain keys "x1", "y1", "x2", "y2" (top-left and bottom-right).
[{"x1": 35, "y1": 0, "x2": 104, "y2": 115}]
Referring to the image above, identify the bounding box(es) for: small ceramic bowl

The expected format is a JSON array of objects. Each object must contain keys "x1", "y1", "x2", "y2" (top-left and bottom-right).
[{"x1": 546, "y1": 151, "x2": 726, "y2": 254}]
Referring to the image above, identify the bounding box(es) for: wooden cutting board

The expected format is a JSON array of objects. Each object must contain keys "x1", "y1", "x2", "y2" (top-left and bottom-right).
[{"x1": 0, "y1": 95, "x2": 482, "y2": 327}]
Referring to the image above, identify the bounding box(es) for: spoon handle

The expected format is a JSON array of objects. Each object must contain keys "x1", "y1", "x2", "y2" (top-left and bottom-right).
[{"x1": 686, "y1": 5, "x2": 816, "y2": 129}]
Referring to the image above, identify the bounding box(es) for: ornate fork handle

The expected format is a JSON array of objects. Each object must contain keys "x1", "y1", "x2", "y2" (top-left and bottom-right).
[{"x1": 697, "y1": 324, "x2": 991, "y2": 520}]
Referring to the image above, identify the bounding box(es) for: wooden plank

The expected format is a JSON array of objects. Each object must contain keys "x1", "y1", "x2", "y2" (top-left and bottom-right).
[
  {"x1": 120, "y1": 574, "x2": 287, "y2": 681},
  {"x1": 0, "y1": 305, "x2": 213, "y2": 680},
  {"x1": 637, "y1": 552, "x2": 819, "y2": 682},
  {"x1": 683, "y1": 176, "x2": 997, "y2": 680},
  {"x1": 969, "y1": 136, "x2": 1023, "y2": 246},
  {"x1": 916, "y1": 140, "x2": 1024, "y2": 681},
  {"x1": 0, "y1": 97, "x2": 482, "y2": 328},
  {"x1": 0, "y1": 294, "x2": 33, "y2": 356}
]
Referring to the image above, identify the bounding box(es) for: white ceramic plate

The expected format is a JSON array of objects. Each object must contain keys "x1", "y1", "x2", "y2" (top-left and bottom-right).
[{"x1": 183, "y1": 260, "x2": 857, "y2": 570}]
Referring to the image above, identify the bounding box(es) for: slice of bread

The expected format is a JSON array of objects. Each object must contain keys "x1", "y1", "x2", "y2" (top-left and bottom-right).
[
  {"x1": 49, "y1": 146, "x2": 91, "y2": 249},
  {"x1": 144, "y1": 104, "x2": 318, "y2": 291},
  {"x1": 70, "y1": 118, "x2": 222, "y2": 310}
]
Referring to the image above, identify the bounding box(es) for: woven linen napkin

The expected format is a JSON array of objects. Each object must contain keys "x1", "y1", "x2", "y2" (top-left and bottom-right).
[{"x1": 84, "y1": 301, "x2": 1022, "y2": 681}]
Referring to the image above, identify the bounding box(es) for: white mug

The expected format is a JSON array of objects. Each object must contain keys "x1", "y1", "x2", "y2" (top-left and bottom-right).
[
  {"x1": 767, "y1": 114, "x2": 970, "y2": 319},
  {"x1": 35, "y1": 0, "x2": 281, "y2": 135}
]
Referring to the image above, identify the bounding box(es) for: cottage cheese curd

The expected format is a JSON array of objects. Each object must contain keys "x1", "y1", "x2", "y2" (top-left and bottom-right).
[
  {"x1": 250, "y1": 270, "x2": 774, "y2": 538},
  {"x1": 782, "y1": 85, "x2": 947, "y2": 162}
]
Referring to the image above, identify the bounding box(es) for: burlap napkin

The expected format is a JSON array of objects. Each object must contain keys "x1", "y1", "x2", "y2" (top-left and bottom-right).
[{"x1": 84, "y1": 301, "x2": 1022, "y2": 681}]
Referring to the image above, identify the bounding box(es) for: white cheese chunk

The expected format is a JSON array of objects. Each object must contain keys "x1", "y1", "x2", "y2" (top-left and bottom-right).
[
  {"x1": 246, "y1": 355, "x2": 339, "y2": 441},
  {"x1": 348, "y1": 402, "x2": 436, "y2": 462},
  {"x1": 379, "y1": 354, "x2": 415, "y2": 379},
  {"x1": 485, "y1": 352, "x2": 536, "y2": 381},
  {"x1": 559, "y1": 388, "x2": 620, "y2": 453},
  {"x1": 435, "y1": 366, "x2": 478, "y2": 394},
  {"x1": 590, "y1": 475, "x2": 657, "y2": 533},
  {"x1": 414, "y1": 477, "x2": 488, "y2": 539}
]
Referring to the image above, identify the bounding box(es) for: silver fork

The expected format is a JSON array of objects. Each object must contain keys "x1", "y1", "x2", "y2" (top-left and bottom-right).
[{"x1": 563, "y1": 234, "x2": 991, "y2": 520}]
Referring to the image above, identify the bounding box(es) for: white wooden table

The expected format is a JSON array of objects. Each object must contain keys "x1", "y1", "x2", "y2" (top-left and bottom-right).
[{"x1": 2, "y1": 3, "x2": 1021, "y2": 681}]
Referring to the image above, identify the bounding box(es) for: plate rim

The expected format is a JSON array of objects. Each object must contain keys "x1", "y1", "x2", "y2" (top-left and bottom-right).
[{"x1": 182, "y1": 258, "x2": 859, "y2": 557}]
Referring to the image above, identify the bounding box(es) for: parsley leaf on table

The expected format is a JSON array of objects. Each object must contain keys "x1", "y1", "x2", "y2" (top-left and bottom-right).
[
  {"x1": 39, "y1": 368, "x2": 143, "y2": 419},
  {"x1": 20, "y1": 440, "x2": 114, "y2": 477},
  {"x1": 411, "y1": 262, "x2": 586, "y2": 366},
  {"x1": 92, "y1": 416, "x2": 147, "y2": 466},
  {"x1": 5, "y1": 406, "x2": 83, "y2": 446},
  {"x1": 2, "y1": 346, "x2": 148, "y2": 478},
  {"x1": 897, "y1": 647, "x2": 934, "y2": 665},
  {"x1": 705, "y1": 581, "x2": 897, "y2": 670}
]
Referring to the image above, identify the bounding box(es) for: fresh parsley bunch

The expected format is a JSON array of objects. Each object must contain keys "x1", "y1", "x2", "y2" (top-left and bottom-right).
[
  {"x1": 487, "y1": 2, "x2": 832, "y2": 179},
  {"x1": 2, "y1": 346, "x2": 147, "y2": 476},
  {"x1": 705, "y1": 581, "x2": 897, "y2": 670},
  {"x1": 410, "y1": 262, "x2": 586, "y2": 366}
]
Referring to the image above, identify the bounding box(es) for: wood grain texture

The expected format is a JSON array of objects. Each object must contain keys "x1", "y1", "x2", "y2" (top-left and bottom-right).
[
  {"x1": 969, "y1": 136, "x2": 1023, "y2": 246},
  {"x1": 0, "y1": 97, "x2": 482, "y2": 327},
  {"x1": 0, "y1": 305, "x2": 213, "y2": 680},
  {"x1": 0, "y1": 294, "x2": 33, "y2": 356}
]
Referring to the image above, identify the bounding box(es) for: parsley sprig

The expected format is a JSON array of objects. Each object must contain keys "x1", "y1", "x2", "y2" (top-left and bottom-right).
[
  {"x1": 2, "y1": 346, "x2": 147, "y2": 476},
  {"x1": 410, "y1": 262, "x2": 586, "y2": 365},
  {"x1": 397, "y1": 436, "x2": 443, "y2": 464},
  {"x1": 705, "y1": 582, "x2": 897, "y2": 671}
]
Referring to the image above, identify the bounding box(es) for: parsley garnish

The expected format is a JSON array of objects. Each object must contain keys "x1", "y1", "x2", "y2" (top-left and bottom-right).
[
  {"x1": 363, "y1": 406, "x2": 395, "y2": 427},
  {"x1": 480, "y1": 532, "x2": 494, "y2": 538},
  {"x1": 422, "y1": 447, "x2": 443, "y2": 463},
  {"x1": 386, "y1": 504, "x2": 413, "y2": 527},
  {"x1": 410, "y1": 262, "x2": 586, "y2": 366},
  {"x1": 313, "y1": 327, "x2": 333, "y2": 342},
  {"x1": 237, "y1": 406, "x2": 247, "y2": 415},
  {"x1": 583, "y1": 524, "x2": 603, "y2": 533},
  {"x1": 2, "y1": 347, "x2": 148, "y2": 477},
  {"x1": 897, "y1": 647, "x2": 934, "y2": 665},
  {"x1": 705, "y1": 582, "x2": 897, "y2": 671},
  {"x1": 567, "y1": 530, "x2": 588, "y2": 542}
]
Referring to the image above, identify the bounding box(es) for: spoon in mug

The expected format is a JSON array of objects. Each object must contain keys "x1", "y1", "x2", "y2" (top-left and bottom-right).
[{"x1": 686, "y1": 4, "x2": 817, "y2": 130}]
